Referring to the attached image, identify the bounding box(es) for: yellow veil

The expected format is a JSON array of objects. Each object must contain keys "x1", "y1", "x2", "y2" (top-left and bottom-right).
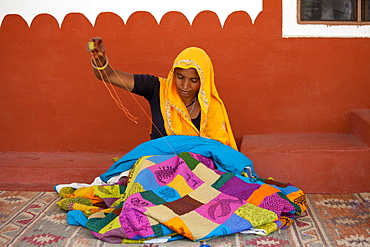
[{"x1": 159, "y1": 47, "x2": 237, "y2": 150}]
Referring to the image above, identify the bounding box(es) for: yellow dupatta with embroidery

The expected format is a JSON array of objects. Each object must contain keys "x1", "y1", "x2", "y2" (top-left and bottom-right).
[{"x1": 159, "y1": 47, "x2": 237, "y2": 150}]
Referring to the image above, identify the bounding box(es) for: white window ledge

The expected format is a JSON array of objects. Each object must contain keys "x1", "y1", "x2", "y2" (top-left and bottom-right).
[{"x1": 283, "y1": 0, "x2": 370, "y2": 38}]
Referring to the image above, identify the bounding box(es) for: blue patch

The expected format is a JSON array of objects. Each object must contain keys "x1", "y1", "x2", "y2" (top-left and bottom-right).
[
  {"x1": 134, "y1": 169, "x2": 160, "y2": 190},
  {"x1": 278, "y1": 185, "x2": 300, "y2": 195},
  {"x1": 153, "y1": 186, "x2": 181, "y2": 202},
  {"x1": 147, "y1": 155, "x2": 176, "y2": 163},
  {"x1": 199, "y1": 214, "x2": 252, "y2": 241},
  {"x1": 222, "y1": 213, "x2": 253, "y2": 232}
]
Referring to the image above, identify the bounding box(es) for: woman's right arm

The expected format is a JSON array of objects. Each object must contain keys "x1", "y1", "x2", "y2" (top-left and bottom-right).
[{"x1": 89, "y1": 37, "x2": 135, "y2": 92}]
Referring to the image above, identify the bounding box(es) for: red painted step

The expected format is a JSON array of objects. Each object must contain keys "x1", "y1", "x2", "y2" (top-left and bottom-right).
[
  {"x1": 239, "y1": 110, "x2": 370, "y2": 194},
  {"x1": 1, "y1": 110, "x2": 369, "y2": 193},
  {"x1": 0, "y1": 152, "x2": 122, "y2": 191},
  {"x1": 351, "y1": 110, "x2": 370, "y2": 147},
  {"x1": 240, "y1": 133, "x2": 369, "y2": 194}
]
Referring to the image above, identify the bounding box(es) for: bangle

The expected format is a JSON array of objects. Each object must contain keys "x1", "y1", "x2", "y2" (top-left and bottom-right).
[{"x1": 91, "y1": 55, "x2": 109, "y2": 70}]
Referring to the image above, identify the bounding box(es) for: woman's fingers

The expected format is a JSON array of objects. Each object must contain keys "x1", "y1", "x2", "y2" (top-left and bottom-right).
[{"x1": 87, "y1": 37, "x2": 105, "y2": 56}]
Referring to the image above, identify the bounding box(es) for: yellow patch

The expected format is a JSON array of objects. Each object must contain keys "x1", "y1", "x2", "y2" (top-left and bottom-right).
[
  {"x1": 180, "y1": 211, "x2": 218, "y2": 240},
  {"x1": 192, "y1": 163, "x2": 220, "y2": 185},
  {"x1": 99, "y1": 217, "x2": 122, "y2": 234},
  {"x1": 167, "y1": 175, "x2": 193, "y2": 197},
  {"x1": 189, "y1": 183, "x2": 220, "y2": 204},
  {"x1": 146, "y1": 205, "x2": 177, "y2": 222}
]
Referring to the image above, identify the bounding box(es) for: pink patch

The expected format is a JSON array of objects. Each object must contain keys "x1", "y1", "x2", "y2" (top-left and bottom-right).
[
  {"x1": 119, "y1": 208, "x2": 153, "y2": 239},
  {"x1": 147, "y1": 156, "x2": 183, "y2": 184},
  {"x1": 195, "y1": 193, "x2": 245, "y2": 224},
  {"x1": 124, "y1": 193, "x2": 156, "y2": 210}
]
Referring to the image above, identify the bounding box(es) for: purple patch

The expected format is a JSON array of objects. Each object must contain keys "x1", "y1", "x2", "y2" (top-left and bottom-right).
[
  {"x1": 259, "y1": 193, "x2": 296, "y2": 217},
  {"x1": 91, "y1": 227, "x2": 128, "y2": 244},
  {"x1": 103, "y1": 197, "x2": 120, "y2": 208},
  {"x1": 219, "y1": 176, "x2": 261, "y2": 200},
  {"x1": 190, "y1": 153, "x2": 216, "y2": 169}
]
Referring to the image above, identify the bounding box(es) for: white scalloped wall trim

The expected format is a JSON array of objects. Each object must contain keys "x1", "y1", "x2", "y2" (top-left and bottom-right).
[
  {"x1": 0, "y1": 0, "x2": 263, "y2": 27},
  {"x1": 282, "y1": 0, "x2": 370, "y2": 38}
]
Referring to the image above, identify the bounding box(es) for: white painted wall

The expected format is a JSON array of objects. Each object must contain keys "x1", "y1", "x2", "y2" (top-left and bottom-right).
[
  {"x1": 1, "y1": 0, "x2": 369, "y2": 37},
  {"x1": 0, "y1": 0, "x2": 263, "y2": 27}
]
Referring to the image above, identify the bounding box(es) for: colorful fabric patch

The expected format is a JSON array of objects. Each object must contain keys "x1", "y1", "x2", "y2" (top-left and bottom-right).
[{"x1": 57, "y1": 152, "x2": 305, "y2": 244}]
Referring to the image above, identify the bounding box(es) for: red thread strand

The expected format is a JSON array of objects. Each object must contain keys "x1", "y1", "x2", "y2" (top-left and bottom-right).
[{"x1": 91, "y1": 51, "x2": 178, "y2": 155}]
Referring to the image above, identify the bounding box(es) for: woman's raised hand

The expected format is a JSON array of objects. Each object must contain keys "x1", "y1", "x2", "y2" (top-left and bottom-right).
[{"x1": 88, "y1": 37, "x2": 106, "y2": 57}]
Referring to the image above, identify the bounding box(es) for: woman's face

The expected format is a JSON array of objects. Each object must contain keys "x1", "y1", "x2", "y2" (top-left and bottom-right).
[{"x1": 174, "y1": 68, "x2": 200, "y2": 100}]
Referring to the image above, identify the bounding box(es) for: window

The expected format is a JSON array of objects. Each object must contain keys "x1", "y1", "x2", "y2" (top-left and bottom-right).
[
  {"x1": 282, "y1": 0, "x2": 370, "y2": 38},
  {"x1": 299, "y1": 0, "x2": 370, "y2": 24}
]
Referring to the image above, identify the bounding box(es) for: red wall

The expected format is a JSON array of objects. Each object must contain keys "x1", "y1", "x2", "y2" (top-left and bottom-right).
[{"x1": 1, "y1": 1, "x2": 369, "y2": 153}]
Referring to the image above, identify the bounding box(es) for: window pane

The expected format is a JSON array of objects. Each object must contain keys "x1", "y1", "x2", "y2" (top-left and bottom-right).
[
  {"x1": 362, "y1": 0, "x2": 370, "y2": 21},
  {"x1": 301, "y1": 0, "x2": 357, "y2": 21}
]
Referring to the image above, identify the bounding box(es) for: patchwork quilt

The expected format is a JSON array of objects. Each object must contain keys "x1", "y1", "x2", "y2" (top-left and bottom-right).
[{"x1": 57, "y1": 151, "x2": 306, "y2": 244}]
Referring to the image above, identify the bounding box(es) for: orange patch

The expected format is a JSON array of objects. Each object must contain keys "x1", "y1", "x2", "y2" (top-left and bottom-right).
[
  {"x1": 85, "y1": 190, "x2": 104, "y2": 204},
  {"x1": 287, "y1": 190, "x2": 306, "y2": 212},
  {"x1": 247, "y1": 184, "x2": 280, "y2": 206},
  {"x1": 163, "y1": 217, "x2": 193, "y2": 240}
]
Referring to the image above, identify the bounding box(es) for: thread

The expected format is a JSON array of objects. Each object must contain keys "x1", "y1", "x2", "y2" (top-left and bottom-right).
[{"x1": 91, "y1": 50, "x2": 178, "y2": 155}]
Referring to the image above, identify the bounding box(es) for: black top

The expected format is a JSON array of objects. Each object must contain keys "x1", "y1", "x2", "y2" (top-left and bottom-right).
[{"x1": 132, "y1": 74, "x2": 200, "y2": 140}]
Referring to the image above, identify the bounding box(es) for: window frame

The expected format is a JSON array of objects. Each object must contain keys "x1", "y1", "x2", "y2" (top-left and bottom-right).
[
  {"x1": 297, "y1": 0, "x2": 370, "y2": 25},
  {"x1": 282, "y1": 0, "x2": 370, "y2": 38}
]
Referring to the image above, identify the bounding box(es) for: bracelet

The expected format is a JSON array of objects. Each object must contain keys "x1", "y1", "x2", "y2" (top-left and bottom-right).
[{"x1": 91, "y1": 55, "x2": 109, "y2": 70}]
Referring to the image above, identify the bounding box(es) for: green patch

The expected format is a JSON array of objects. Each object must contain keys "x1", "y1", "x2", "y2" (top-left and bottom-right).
[
  {"x1": 179, "y1": 152, "x2": 199, "y2": 170},
  {"x1": 152, "y1": 223, "x2": 164, "y2": 237},
  {"x1": 86, "y1": 212, "x2": 117, "y2": 233},
  {"x1": 212, "y1": 173, "x2": 235, "y2": 190},
  {"x1": 141, "y1": 190, "x2": 167, "y2": 205}
]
